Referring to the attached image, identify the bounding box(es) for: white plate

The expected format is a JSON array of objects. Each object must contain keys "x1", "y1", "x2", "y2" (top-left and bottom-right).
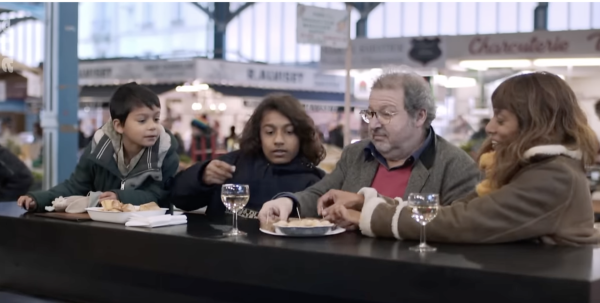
[
  {"x1": 85, "y1": 207, "x2": 168, "y2": 224},
  {"x1": 260, "y1": 227, "x2": 346, "y2": 237}
]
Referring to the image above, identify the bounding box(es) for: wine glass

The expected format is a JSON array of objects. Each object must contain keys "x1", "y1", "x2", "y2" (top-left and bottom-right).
[
  {"x1": 407, "y1": 193, "x2": 440, "y2": 252},
  {"x1": 221, "y1": 184, "x2": 250, "y2": 237}
]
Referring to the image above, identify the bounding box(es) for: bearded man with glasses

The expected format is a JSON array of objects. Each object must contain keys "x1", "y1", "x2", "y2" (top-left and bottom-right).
[{"x1": 259, "y1": 70, "x2": 479, "y2": 229}]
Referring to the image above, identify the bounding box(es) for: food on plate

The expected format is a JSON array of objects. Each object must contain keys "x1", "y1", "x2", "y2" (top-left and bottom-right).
[
  {"x1": 260, "y1": 217, "x2": 303, "y2": 232},
  {"x1": 99, "y1": 200, "x2": 160, "y2": 213},
  {"x1": 260, "y1": 219, "x2": 276, "y2": 232},
  {"x1": 100, "y1": 200, "x2": 122, "y2": 212},
  {"x1": 273, "y1": 218, "x2": 333, "y2": 228},
  {"x1": 268, "y1": 218, "x2": 336, "y2": 236},
  {"x1": 121, "y1": 204, "x2": 136, "y2": 212},
  {"x1": 139, "y1": 202, "x2": 160, "y2": 211}
]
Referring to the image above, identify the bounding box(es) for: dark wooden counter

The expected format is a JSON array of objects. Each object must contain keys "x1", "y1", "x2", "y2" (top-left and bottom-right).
[{"x1": 0, "y1": 202, "x2": 599, "y2": 303}]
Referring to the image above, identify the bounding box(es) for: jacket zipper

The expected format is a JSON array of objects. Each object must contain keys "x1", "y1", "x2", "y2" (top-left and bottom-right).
[{"x1": 120, "y1": 168, "x2": 160, "y2": 190}]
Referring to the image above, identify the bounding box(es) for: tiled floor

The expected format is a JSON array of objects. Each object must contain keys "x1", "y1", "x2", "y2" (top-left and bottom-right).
[{"x1": 0, "y1": 292, "x2": 69, "y2": 303}]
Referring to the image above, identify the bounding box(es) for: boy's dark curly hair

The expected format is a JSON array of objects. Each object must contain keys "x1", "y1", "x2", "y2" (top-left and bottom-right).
[{"x1": 239, "y1": 93, "x2": 326, "y2": 165}]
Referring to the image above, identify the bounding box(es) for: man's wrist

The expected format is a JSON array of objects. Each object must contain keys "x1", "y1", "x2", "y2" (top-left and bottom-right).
[
  {"x1": 289, "y1": 198, "x2": 299, "y2": 212},
  {"x1": 349, "y1": 209, "x2": 361, "y2": 225},
  {"x1": 279, "y1": 197, "x2": 297, "y2": 213},
  {"x1": 273, "y1": 192, "x2": 299, "y2": 205},
  {"x1": 347, "y1": 194, "x2": 365, "y2": 211},
  {"x1": 273, "y1": 193, "x2": 299, "y2": 216}
]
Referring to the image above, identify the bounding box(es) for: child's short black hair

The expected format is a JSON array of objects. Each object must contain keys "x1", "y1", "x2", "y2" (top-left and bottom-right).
[{"x1": 109, "y1": 82, "x2": 160, "y2": 124}]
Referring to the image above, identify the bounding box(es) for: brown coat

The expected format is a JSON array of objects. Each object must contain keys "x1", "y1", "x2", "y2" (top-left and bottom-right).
[{"x1": 359, "y1": 145, "x2": 600, "y2": 246}]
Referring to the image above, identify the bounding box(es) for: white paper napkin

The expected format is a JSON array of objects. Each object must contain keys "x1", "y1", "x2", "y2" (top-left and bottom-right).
[{"x1": 125, "y1": 214, "x2": 187, "y2": 228}]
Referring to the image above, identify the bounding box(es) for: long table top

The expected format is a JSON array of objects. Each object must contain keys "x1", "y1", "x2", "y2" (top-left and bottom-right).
[{"x1": 0, "y1": 202, "x2": 599, "y2": 303}]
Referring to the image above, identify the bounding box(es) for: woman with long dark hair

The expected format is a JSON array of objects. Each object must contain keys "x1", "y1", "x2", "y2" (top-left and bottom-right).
[{"x1": 171, "y1": 93, "x2": 326, "y2": 218}]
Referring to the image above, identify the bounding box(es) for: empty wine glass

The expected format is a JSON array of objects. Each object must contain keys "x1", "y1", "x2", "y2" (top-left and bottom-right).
[
  {"x1": 221, "y1": 184, "x2": 250, "y2": 237},
  {"x1": 407, "y1": 193, "x2": 440, "y2": 252}
]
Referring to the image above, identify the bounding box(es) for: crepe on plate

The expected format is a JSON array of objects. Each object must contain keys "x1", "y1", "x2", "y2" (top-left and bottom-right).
[{"x1": 100, "y1": 200, "x2": 160, "y2": 212}]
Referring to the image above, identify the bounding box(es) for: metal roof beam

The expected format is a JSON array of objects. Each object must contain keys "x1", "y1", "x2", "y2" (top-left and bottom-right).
[
  {"x1": 345, "y1": 2, "x2": 381, "y2": 38},
  {"x1": 191, "y1": 2, "x2": 212, "y2": 18},
  {"x1": 227, "y1": 2, "x2": 253, "y2": 23},
  {"x1": 0, "y1": 2, "x2": 44, "y2": 20},
  {"x1": 191, "y1": 2, "x2": 253, "y2": 23},
  {"x1": 0, "y1": 16, "x2": 37, "y2": 35}
]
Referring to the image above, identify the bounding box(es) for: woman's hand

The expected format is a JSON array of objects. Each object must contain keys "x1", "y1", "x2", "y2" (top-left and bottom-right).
[{"x1": 323, "y1": 204, "x2": 361, "y2": 230}]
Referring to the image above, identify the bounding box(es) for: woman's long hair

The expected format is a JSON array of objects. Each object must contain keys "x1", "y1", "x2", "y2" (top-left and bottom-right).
[
  {"x1": 479, "y1": 72, "x2": 599, "y2": 189},
  {"x1": 239, "y1": 93, "x2": 326, "y2": 165}
]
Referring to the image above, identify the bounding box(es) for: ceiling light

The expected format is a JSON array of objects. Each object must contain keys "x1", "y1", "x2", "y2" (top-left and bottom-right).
[
  {"x1": 175, "y1": 83, "x2": 210, "y2": 92},
  {"x1": 191, "y1": 103, "x2": 202, "y2": 110},
  {"x1": 515, "y1": 70, "x2": 565, "y2": 79},
  {"x1": 433, "y1": 75, "x2": 477, "y2": 88},
  {"x1": 459, "y1": 60, "x2": 532, "y2": 70},
  {"x1": 533, "y1": 58, "x2": 600, "y2": 67},
  {"x1": 445, "y1": 76, "x2": 477, "y2": 88}
]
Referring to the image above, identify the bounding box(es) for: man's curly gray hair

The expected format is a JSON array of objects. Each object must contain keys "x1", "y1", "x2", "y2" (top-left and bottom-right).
[{"x1": 371, "y1": 66, "x2": 437, "y2": 128}]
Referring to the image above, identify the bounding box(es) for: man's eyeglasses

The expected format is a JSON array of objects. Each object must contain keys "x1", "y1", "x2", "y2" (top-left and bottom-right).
[{"x1": 359, "y1": 110, "x2": 397, "y2": 125}]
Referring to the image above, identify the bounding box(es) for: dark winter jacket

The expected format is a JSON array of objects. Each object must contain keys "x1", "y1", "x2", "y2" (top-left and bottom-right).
[
  {"x1": 28, "y1": 122, "x2": 179, "y2": 211},
  {"x1": 0, "y1": 145, "x2": 33, "y2": 201},
  {"x1": 171, "y1": 150, "x2": 325, "y2": 218}
]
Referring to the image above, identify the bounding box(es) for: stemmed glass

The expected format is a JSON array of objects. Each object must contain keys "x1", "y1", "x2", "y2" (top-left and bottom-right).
[
  {"x1": 407, "y1": 193, "x2": 440, "y2": 252},
  {"x1": 221, "y1": 184, "x2": 250, "y2": 237}
]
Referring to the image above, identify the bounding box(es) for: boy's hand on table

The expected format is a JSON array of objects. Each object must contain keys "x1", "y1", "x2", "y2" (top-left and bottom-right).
[
  {"x1": 99, "y1": 191, "x2": 118, "y2": 201},
  {"x1": 17, "y1": 196, "x2": 37, "y2": 212}
]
